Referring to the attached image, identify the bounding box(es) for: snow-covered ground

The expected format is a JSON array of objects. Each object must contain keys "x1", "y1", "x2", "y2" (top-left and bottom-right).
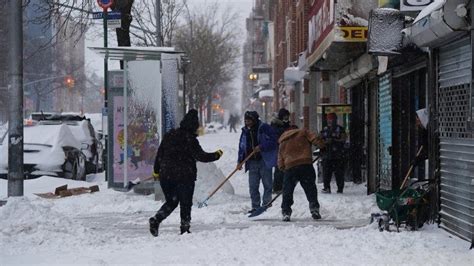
[{"x1": 1, "y1": 131, "x2": 473, "y2": 265}]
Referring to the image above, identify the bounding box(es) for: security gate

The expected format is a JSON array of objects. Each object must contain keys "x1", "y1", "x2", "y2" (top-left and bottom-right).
[
  {"x1": 438, "y1": 37, "x2": 474, "y2": 242},
  {"x1": 377, "y1": 73, "x2": 392, "y2": 190}
]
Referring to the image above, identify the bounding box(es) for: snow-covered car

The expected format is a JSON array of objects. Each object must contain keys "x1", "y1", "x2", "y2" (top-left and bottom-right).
[
  {"x1": 0, "y1": 123, "x2": 87, "y2": 180},
  {"x1": 63, "y1": 120, "x2": 103, "y2": 174},
  {"x1": 29, "y1": 112, "x2": 60, "y2": 121},
  {"x1": 32, "y1": 114, "x2": 104, "y2": 174},
  {"x1": 205, "y1": 122, "x2": 224, "y2": 134}
]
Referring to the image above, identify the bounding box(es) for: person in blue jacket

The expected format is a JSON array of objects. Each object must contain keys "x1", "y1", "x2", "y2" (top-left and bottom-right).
[{"x1": 237, "y1": 111, "x2": 278, "y2": 214}]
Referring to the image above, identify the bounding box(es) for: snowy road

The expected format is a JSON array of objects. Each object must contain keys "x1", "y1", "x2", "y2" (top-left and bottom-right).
[{"x1": 1, "y1": 131, "x2": 473, "y2": 265}]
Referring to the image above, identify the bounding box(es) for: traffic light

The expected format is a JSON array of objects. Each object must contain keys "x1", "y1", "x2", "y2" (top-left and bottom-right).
[{"x1": 65, "y1": 76, "x2": 75, "y2": 88}]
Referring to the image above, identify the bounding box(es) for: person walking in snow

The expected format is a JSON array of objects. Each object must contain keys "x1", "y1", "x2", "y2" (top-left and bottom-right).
[
  {"x1": 237, "y1": 111, "x2": 278, "y2": 214},
  {"x1": 278, "y1": 128, "x2": 325, "y2": 221},
  {"x1": 320, "y1": 113, "x2": 347, "y2": 194},
  {"x1": 270, "y1": 108, "x2": 297, "y2": 194},
  {"x1": 149, "y1": 109, "x2": 223, "y2": 237},
  {"x1": 228, "y1": 114, "x2": 238, "y2": 133}
]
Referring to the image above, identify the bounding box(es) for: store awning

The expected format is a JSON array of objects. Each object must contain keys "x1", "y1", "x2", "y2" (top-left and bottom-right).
[{"x1": 309, "y1": 41, "x2": 366, "y2": 71}]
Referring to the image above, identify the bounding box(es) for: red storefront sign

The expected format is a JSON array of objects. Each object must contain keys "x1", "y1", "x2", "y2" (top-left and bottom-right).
[{"x1": 307, "y1": 0, "x2": 335, "y2": 55}]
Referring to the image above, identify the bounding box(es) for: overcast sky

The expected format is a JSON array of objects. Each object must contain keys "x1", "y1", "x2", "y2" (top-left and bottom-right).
[{"x1": 85, "y1": 0, "x2": 253, "y2": 91}]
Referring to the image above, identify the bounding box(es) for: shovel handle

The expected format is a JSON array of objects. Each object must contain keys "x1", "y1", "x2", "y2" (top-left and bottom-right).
[
  {"x1": 399, "y1": 146, "x2": 424, "y2": 190},
  {"x1": 200, "y1": 149, "x2": 258, "y2": 207}
]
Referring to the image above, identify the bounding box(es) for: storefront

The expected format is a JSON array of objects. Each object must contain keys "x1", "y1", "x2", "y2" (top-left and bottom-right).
[{"x1": 403, "y1": 0, "x2": 474, "y2": 243}]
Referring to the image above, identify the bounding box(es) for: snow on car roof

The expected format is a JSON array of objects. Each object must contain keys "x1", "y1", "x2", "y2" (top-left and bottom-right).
[
  {"x1": 23, "y1": 123, "x2": 82, "y2": 149},
  {"x1": 65, "y1": 120, "x2": 94, "y2": 143}
]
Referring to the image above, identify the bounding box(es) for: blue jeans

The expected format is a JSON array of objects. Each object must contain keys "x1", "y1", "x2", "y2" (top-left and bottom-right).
[{"x1": 247, "y1": 159, "x2": 273, "y2": 209}]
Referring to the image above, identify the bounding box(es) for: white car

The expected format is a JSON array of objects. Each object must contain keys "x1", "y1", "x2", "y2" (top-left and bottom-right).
[
  {"x1": 63, "y1": 119, "x2": 103, "y2": 173},
  {"x1": 205, "y1": 122, "x2": 224, "y2": 134},
  {"x1": 31, "y1": 113, "x2": 104, "y2": 174},
  {"x1": 0, "y1": 123, "x2": 87, "y2": 180}
]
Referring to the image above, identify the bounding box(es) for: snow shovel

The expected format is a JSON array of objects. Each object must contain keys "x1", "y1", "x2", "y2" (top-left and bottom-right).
[
  {"x1": 198, "y1": 149, "x2": 258, "y2": 208},
  {"x1": 249, "y1": 156, "x2": 320, "y2": 218},
  {"x1": 399, "y1": 146, "x2": 424, "y2": 190},
  {"x1": 125, "y1": 176, "x2": 154, "y2": 191}
]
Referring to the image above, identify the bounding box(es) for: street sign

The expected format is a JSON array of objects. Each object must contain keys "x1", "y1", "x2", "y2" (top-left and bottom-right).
[
  {"x1": 92, "y1": 11, "x2": 121, "y2": 20},
  {"x1": 97, "y1": 0, "x2": 114, "y2": 10},
  {"x1": 107, "y1": 19, "x2": 121, "y2": 29}
]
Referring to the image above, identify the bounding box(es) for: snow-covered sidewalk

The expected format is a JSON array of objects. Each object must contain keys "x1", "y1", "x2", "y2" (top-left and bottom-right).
[{"x1": 1, "y1": 131, "x2": 473, "y2": 265}]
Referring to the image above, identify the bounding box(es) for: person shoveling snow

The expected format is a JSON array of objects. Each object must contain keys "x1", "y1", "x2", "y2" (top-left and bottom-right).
[{"x1": 148, "y1": 109, "x2": 223, "y2": 237}]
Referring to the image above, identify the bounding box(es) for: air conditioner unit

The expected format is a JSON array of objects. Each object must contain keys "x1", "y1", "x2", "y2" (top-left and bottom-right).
[{"x1": 405, "y1": 0, "x2": 469, "y2": 47}]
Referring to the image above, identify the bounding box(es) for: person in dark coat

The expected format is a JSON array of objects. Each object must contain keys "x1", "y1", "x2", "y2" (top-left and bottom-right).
[
  {"x1": 149, "y1": 109, "x2": 223, "y2": 237},
  {"x1": 270, "y1": 108, "x2": 296, "y2": 193},
  {"x1": 228, "y1": 114, "x2": 238, "y2": 133},
  {"x1": 237, "y1": 111, "x2": 278, "y2": 213},
  {"x1": 320, "y1": 113, "x2": 347, "y2": 194}
]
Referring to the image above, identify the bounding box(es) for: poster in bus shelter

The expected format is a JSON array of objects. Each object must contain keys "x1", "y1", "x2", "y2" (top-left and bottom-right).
[{"x1": 112, "y1": 95, "x2": 159, "y2": 183}]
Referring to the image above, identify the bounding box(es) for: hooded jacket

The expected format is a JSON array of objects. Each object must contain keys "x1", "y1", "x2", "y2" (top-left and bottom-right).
[
  {"x1": 278, "y1": 128, "x2": 324, "y2": 171},
  {"x1": 238, "y1": 120, "x2": 278, "y2": 170},
  {"x1": 153, "y1": 110, "x2": 219, "y2": 182}
]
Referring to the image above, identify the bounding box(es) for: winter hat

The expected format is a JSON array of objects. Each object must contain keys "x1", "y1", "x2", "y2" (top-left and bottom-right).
[
  {"x1": 180, "y1": 109, "x2": 199, "y2": 133},
  {"x1": 416, "y1": 108, "x2": 429, "y2": 129},
  {"x1": 278, "y1": 108, "x2": 290, "y2": 120},
  {"x1": 326, "y1": 113, "x2": 337, "y2": 120},
  {"x1": 244, "y1": 111, "x2": 259, "y2": 122}
]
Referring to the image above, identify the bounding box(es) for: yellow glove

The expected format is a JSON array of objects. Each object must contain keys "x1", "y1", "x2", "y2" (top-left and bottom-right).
[
  {"x1": 152, "y1": 171, "x2": 160, "y2": 181},
  {"x1": 216, "y1": 149, "x2": 223, "y2": 159}
]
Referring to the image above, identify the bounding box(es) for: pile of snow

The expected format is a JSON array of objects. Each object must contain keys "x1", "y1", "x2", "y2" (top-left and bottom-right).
[
  {"x1": 0, "y1": 197, "x2": 109, "y2": 249},
  {"x1": 194, "y1": 161, "x2": 234, "y2": 203}
]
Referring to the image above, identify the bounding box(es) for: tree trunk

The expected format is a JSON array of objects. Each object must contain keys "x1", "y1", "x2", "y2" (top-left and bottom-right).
[
  {"x1": 189, "y1": 86, "x2": 195, "y2": 109},
  {"x1": 112, "y1": 0, "x2": 134, "y2": 69},
  {"x1": 35, "y1": 90, "x2": 41, "y2": 112},
  {"x1": 198, "y1": 102, "x2": 203, "y2": 126},
  {"x1": 206, "y1": 93, "x2": 212, "y2": 123}
]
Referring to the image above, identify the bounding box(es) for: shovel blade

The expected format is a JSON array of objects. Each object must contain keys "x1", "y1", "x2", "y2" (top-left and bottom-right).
[
  {"x1": 248, "y1": 206, "x2": 268, "y2": 218},
  {"x1": 197, "y1": 201, "x2": 207, "y2": 208}
]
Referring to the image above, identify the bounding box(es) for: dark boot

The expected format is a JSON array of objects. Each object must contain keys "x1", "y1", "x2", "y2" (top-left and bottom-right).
[
  {"x1": 149, "y1": 216, "x2": 161, "y2": 237},
  {"x1": 311, "y1": 209, "x2": 322, "y2": 220},
  {"x1": 180, "y1": 220, "x2": 191, "y2": 235}
]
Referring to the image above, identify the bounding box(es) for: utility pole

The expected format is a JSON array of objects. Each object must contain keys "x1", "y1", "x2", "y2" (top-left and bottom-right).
[
  {"x1": 97, "y1": 0, "x2": 114, "y2": 182},
  {"x1": 156, "y1": 0, "x2": 161, "y2": 46},
  {"x1": 8, "y1": 0, "x2": 24, "y2": 197}
]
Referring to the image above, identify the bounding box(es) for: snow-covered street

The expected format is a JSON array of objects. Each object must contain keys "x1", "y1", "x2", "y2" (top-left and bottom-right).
[{"x1": 1, "y1": 131, "x2": 473, "y2": 265}]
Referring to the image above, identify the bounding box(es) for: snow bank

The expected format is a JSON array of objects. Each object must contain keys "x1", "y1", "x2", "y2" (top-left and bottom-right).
[{"x1": 0, "y1": 197, "x2": 106, "y2": 250}]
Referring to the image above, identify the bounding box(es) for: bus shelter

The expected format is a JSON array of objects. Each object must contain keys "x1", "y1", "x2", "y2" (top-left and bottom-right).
[{"x1": 90, "y1": 46, "x2": 186, "y2": 190}]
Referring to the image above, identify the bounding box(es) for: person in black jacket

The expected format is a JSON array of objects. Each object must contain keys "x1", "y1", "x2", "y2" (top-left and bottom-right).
[
  {"x1": 320, "y1": 113, "x2": 347, "y2": 194},
  {"x1": 149, "y1": 109, "x2": 223, "y2": 237},
  {"x1": 270, "y1": 108, "x2": 296, "y2": 193}
]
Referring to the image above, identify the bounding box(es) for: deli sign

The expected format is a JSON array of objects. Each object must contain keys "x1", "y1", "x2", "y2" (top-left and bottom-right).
[
  {"x1": 308, "y1": 0, "x2": 335, "y2": 54},
  {"x1": 336, "y1": 27, "x2": 368, "y2": 42}
]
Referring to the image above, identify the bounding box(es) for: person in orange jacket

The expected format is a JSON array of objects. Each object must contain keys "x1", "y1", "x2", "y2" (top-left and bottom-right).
[{"x1": 278, "y1": 128, "x2": 325, "y2": 222}]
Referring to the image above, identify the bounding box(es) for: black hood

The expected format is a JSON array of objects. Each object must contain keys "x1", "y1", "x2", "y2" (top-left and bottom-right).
[{"x1": 180, "y1": 109, "x2": 199, "y2": 133}]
